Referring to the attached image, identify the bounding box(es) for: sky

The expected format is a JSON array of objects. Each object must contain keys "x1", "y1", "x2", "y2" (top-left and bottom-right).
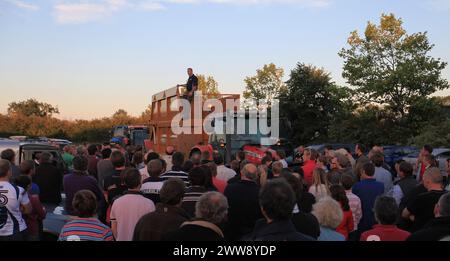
[{"x1": 1, "y1": 0, "x2": 450, "y2": 120}]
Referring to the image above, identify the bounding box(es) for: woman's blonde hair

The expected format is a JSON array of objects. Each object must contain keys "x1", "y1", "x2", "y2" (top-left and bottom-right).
[{"x1": 312, "y1": 168, "x2": 330, "y2": 192}]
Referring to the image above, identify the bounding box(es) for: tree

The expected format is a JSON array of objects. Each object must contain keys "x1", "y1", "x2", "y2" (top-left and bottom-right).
[
  {"x1": 279, "y1": 63, "x2": 353, "y2": 145},
  {"x1": 339, "y1": 13, "x2": 449, "y2": 117},
  {"x1": 197, "y1": 74, "x2": 220, "y2": 99},
  {"x1": 243, "y1": 63, "x2": 286, "y2": 106},
  {"x1": 8, "y1": 98, "x2": 59, "y2": 117}
]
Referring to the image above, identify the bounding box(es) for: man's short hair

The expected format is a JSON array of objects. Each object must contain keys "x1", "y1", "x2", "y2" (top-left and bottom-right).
[
  {"x1": 261, "y1": 156, "x2": 272, "y2": 165},
  {"x1": 259, "y1": 179, "x2": 296, "y2": 221},
  {"x1": 40, "y1": 152, "x2": 53, "y2": 163},
  {"x1": 111, "y1": 151, "x2": 125, "y2": 168},
  {"x1": 123, "y1": 168, "x2": 141, "y2": 189},
  {"x1": 374, "y1": 196, "x2": 399, "y2": 225},
  {"x1": 1, "y1": 149, "x2": 15, "y2": 162},
  {"x1": 272, "y1": 161, "x2": 283, "y2": 175},
  {"x1": 335, "y1": 153, "x2": 350, "y2": 168},
  {"x1": 370, "y1": 152, "x2": 384, "y2": 167},
  {"x1": 356, "y1": 143, "x2": 366, "y2": 154},
  {"x1": 423, "y1": 145, "x2": 433, "y2": 154},
  {"x1": 340, "y1": 174, "x2": 355, "y2": 190},
  {"x1": 72, "y1": 190, "x2": 98, "y2": 218},
  {"x1": 73, "y1": 156, "x2": 89, "y2": 172},
  {"x1": 362, "y1": 162, "x2": 375, "y2": 177},
  {"x1": 399, "y1": 162, "x2": 413, "y2": 177},
  {"x1": 19, "y1": 160, "x2": 35, "y2": 175},
  {"x1": 423, "y1": 167, "x2": 443, "y2": 184},
  {"x1": 101, "y1": 148, "x2": 112, "y2": 159},
  {"x1": 189, "y1": 167, "x2": 206, "y2": 186},
  {"x1": 438, "y1": 193, "x2": 450, "y2": 217},
  {"x1": 0, "y1": 159, "x2": 11, "y2": 178},
  {"x1": 147, "y1": 159, "x2": 163, "y2": 178},
  {"x1": 172, "y1": 152, "x2": 185, "y2": 167},
  {"x1": 160, "y1": 178, "x2": 186, "y2": 205},
  {"x1": 213, "y1": 153, "x2": 224, "y2": 165},
  {"x1": 87, "y1": 144, "x2": 98, "y2": 156},
  {"x1": 195, "y1": 192, "x2": 228, "y2": 225},
  {"x1": 145, "y1": 152, "x2": 160, "y2": 163}
]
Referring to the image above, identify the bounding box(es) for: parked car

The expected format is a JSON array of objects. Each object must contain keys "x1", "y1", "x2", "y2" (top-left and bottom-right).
[
  {"x1": 402, "y1": 148, "x2": 450, "y2": 178},
  {"x1": 382, "y1": 145, "x2": 419, "y2": 169}
]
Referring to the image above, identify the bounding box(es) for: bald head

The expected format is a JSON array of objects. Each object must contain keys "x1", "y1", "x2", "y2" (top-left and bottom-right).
[
  {"x1": 166, "y1": 146, "x2": 175, "y2": 156},
  {"x1": 436, "y1": 193, "x2": 450, "y2": 217},
  {"x1": 423, "y1": 167, "x2": 443, "y2": 190},
  {"x1": 241, "y1": 163, "x2": 258, "y2": 182}
]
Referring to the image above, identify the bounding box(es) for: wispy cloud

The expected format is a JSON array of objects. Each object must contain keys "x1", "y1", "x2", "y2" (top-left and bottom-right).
[
  {"x1": 3, "y1": 0, "x2": 40, "y2": 11},
  {"x1": 53, "y1": 0, "x2": 330, "y2": 24}
]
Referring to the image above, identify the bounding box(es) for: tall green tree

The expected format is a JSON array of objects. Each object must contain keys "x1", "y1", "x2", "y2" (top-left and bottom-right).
[
  {"x1": 243, "y1": 63, "x2": 286, "y2": 106},
  {"x1": 279, "y1": 63, "x2": 353, "y2": 145},
  {"x1": 8, "y1": 98, "x2": 59, "y2": 117},
  {"x1": 339, "y1": 13, "x2": 449, "y2": 117}
]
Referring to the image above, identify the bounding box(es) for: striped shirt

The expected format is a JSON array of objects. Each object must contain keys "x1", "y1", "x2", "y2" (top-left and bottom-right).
[
  {"x1": 160, "y1": 170, "x2": 190, "y2": 185},
  {"x1": 58, "y1": 218, "x2": 114, "y2": 241},
  {"x1": 181, "y1": 186, "x2": 207, "y2": 217}
]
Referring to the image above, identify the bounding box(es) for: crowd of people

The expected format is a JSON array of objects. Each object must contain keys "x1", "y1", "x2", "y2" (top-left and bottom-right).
[{"x1": 1, "y1": 142, "x2": 450, "y2": 241}]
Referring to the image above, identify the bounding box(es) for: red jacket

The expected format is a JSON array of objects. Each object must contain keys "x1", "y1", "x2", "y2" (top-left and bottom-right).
[
  {"x1": 213, "y1": 178, "x2": 227, "y2": 194},
  {"x1": 360, "y1": 224, "x2": 410, "y2": 241},
  {"x1": 302, "y1": 160, "x2": 317, "y2": 186},
  {"x1": 336, "y1": 209, "x2": 354, "y2": 240}
]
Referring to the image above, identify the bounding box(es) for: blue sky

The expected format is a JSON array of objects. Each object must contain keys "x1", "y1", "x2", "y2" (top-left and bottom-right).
[{"x1": 1, "y1": 0, "x2": 450, "y2": 120}]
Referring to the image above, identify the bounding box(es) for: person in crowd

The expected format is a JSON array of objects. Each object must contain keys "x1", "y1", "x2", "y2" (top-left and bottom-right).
[
  {"x1": 244, "y1": 179, "x2": 314, "y2": 241},
  {"x1": 355, "y1": 144, "x2": 368, "y2": 164},
  {"x1": 0, "y1": 159, "x2": 31, "y2": 241},
  {"x1": 161, "y1": 146, "x2": 174, "y2": 172},
  {"x1": 416, "y1": 145, "x2": 433, "y2": 182},
  {"x1": 19, "y1": 160, "x2": 40, "y2": 195},
  {"x1": 281, "y1": 172, "x2": 320, "y2": 239},
  {"x1": 330, "y1": 185, "x2": 354, "y2": 240},
  {"x1": 214, "y1": 153, "x2": 236, "y2": 182},
  {"x1": 361, "y1": 196, "x2": 410, "y2": 241},
  {"x1": 394, "y1": 159, "x2": 405, "y2": 181},
  {"x1": 391, "y1": 161, "x2": 418, "y2": 208},
  {"x1": 235, "y1": 150, "x2": 246, "y2": 164},
  {"x1": 199, "y1": 165, "x2": 217, "y2": 192},
  {"x1": 328, "y1": 153, "x2": 352, "y2": 185},
  {"x1": 201, "y1": 150, "x2": 211, "y2": 165},
  {"x1": 97, "y1": 148, "x2": 114, "y2": 189},
  {"x1": 103, "y1": 151, "x2": 128, "y2": 204},
  {"x1": 14, "y1": 175, "x2": 46, "y2": 241},
  {"x1": 160, "y1": 152, "x2": 189, "y2": 185},
  {"x1": 182, "y1": 160, "x2": 194, "y2": 173},
  {"x1": 131, "y1": 151, "x2": 145, "y2": 170},
  {"x1": 270, "y1": 161, "x2": 284, "y2": 180},
  {"x1": 352, "y1": 162, "x2": 385, "y2": 234},
  {"x1": 1, "y1": 149, "x2": 21, "y2": 179},
  {"x1": 34, "y1": 152, "x2": 62, "y2": 204},
  {"x1": 181, "y1": 167, "x2": 208, "y2": 217},
  {"x1": 370, "y1": 152, "x2": 393, "y2": 194},
  {"x1": 261, "y1": 156, "x2": 273, "y2": 179},
  {"x1": 308, "y1": 168, "x2": 330, "y2": 200},
  {"x1": 316, "y1": 155, "x2": 329, "y2": 172},
  {"x1": 63, "y1": 156, "x2": 105, "y2": 216},
  {"x1": 58, "y1": 190, "x2": 113, "y2": 241},
  {"x1": 277, "y1": 150, "x2": 288, "y2": 168},
  {"x1": 312, "y1": 197, "x2": 345, "y2": 241},
  {"x1": 340, "y1": 174, "x2": 362, "y2": 236},
  {"x1": 206, "y1": 162, "x2": 227, "y2": 193},
  {"x1": 164, "y1": 192, "x2": 228, "y2": 241},
  {"x1": 190, "y1": 152, "x2": 202, "y2": 167},
  {"x1": 302, "y1": 148, "x2": 318, "y2": 186},
  {"x1": 110, "y1": 168, "x2": 155, "y2": 241},
  {"x1": 402, "y1": 167, "x2": 447, "y2": 232},
  {"x1": 62, "y1": 145, "x2": 74, "y2": 169},
  {"x1": 133, "y1": 178, "x2": 190, "y2": 241},
  {"x1": 336, "y1": 148, "x2": 356, "y2": 169},
  {"x1": 224, "y1": 163, "x2": 263, "y2": 240},
  {"x1": 87, "y1": 144, "x2": 99, "y2": 180},
  {"x1": 407, "y1": 193, "x2": 450, "y2": 241},
  {"x1": 141, "y1": 159, "x2": 165, "y2": 203}
]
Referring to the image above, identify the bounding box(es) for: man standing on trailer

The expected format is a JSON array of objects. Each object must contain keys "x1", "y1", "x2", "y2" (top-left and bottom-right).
[{"x1": 177, "y1": 67, "x2": 198, "y2": 101}]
